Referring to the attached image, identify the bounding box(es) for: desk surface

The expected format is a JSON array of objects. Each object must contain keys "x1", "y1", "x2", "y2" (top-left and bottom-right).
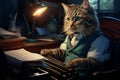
[
  {"x1": 0, "y1": 37, "x2": 62, "y2": 53},
  {"x1": 0, "y1": 37, "x2": 26, "y2": 43},
  {"x1": 0, "y1": 37, "x2": 26, "y2": 50}
]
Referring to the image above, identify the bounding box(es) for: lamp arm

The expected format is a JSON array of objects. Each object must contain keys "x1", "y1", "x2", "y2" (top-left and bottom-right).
[{"x1": 22, "y1": 14, "x2": 32, "y2": 34}]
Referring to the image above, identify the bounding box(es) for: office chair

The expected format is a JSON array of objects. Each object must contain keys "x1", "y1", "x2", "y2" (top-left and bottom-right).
[{"x1": 92, "y1": 16, "x2": 120, "y2": 80}]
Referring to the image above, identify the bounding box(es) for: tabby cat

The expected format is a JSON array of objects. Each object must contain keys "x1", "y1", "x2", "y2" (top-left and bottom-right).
[{"x1": 41, "y1": 0, "x2": 110, "y2": 79}]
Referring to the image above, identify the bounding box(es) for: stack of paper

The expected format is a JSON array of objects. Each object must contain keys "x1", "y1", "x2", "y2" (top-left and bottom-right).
[{"x1": 4, "y1": 48, "x2": 47, "y2": 66}]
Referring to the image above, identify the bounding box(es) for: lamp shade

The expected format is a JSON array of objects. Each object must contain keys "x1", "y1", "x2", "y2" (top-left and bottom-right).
[{"x1": 33, "y1": 6, "x2": 47, "y2": 17}]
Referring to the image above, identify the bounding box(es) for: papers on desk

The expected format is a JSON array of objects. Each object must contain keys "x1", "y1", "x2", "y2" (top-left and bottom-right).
[
  {"x1": 0, "y1": 27, "x2": 21, "y2": 39},
  {"x1": 4, "y1": 48, "x2": 47, "y2": 66},
  {"x1": 0, "y1": 27, "x2": 16, "y2": 36}
]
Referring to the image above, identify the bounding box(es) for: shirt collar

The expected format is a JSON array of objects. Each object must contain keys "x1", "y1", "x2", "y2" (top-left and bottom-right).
[{"x1": 73, "y1": 34, "x2": 83, "y2": 40}]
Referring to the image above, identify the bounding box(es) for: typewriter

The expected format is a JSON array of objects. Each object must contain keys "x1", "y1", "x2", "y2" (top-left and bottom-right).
[
  {"x1": 40, "y1": 56, "x2": 79, "y2": 80},
  {"x1": 16, "y1": 55, "x2": 78, "y2": 80}
]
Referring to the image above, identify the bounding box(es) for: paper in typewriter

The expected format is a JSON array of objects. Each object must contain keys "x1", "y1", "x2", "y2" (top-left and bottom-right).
[{"x1": 4, "y1": 48, "x2": 47, "y2": 66}]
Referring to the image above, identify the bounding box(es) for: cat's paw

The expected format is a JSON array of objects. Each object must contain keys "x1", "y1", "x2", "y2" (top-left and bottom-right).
[
  {"x1": 40, "y1": 49, "x2": 51, "y2": 56},
  {"x1": 66, "y1": 60, "x2": 78, "y2": 70}
]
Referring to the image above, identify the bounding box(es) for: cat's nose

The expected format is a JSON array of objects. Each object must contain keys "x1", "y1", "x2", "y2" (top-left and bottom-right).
[
  {"x1": 70, "y1": 25, "x2": 74, "y2": 28},
  {"x1": 70, "y1": 22, "x2": 75, "y2": 28}
]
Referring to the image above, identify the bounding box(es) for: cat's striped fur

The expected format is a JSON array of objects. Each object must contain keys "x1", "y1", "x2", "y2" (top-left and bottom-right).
[{"x1": 63, "y1": 2, "x2": 100, "y2": 36}]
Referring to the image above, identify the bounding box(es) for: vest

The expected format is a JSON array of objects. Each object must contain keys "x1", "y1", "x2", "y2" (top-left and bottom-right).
[{"x1": 64, "y1": 31, "x2": 102, "y2": 63}]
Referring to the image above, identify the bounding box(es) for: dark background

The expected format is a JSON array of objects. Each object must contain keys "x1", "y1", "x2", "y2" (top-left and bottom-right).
[{"x1": 0, "y1": 0, "x2": 120, "y2": 34}]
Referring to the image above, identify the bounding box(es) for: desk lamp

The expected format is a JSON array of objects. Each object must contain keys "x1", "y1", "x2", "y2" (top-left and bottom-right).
[
  {"x1": 32, "y1": 6, "x2": 47, "y2": 33},
  {"x1": 30, "y1": 0, "x2": 47, "y2": 33},
  {"x1": 26, "y1": 1, "x2": 47, "y2": 43}
]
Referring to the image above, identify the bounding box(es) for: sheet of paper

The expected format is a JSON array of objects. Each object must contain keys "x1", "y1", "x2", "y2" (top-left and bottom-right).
[
  {"x1": 0, "y1": 27, "x2": 17, "y2": 36},
  {"x1": 0, "y1": 27, "x2": 21, "y2": 39}
]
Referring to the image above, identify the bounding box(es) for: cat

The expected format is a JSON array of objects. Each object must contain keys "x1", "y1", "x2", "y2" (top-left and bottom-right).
[{"x1": 41, "y1": 0, "x2": 110, "y2": 78}]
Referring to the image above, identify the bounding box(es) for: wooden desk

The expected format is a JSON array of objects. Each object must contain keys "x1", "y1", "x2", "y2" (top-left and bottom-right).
[
  {"x1": 0, "y1": 37, "x2": 26, "y2": 50},
  {"x1": 0, "y1": 37, "x2": 62, "y2": 53},
  {"x1": 23, "y1": 40, "x2": 62, "y2": 53}
]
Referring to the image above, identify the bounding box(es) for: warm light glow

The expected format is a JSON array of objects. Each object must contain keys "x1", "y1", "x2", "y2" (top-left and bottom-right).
[{"x1": 33, "y1": 7, "x2": 47, "y2": 17}]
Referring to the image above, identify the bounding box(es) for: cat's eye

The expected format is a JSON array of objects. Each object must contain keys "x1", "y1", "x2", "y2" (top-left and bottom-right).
[
  {"x1": 72, "y1": 16, "x2": 81, "y2": 21},
  {"x1": 66, "y1": 17, "x2": 70, "y2": 21}
]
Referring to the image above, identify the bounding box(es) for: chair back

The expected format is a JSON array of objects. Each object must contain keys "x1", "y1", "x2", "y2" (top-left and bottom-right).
[{"x1": 99, "y1": 16, "x2": 120, "y2": 69}]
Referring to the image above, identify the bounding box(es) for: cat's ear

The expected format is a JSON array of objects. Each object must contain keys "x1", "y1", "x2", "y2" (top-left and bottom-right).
[
  {"x1": 61, "y1": 3, "x2": 69, "y2": 12},
  {"x1": 81, "y1": 0, "x2": 91, "y2": 9}
]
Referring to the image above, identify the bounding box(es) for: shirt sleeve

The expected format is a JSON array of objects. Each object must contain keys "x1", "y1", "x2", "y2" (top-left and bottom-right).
[{"x1": 87, "y1": 35, "x2": 110, "y2": 62}]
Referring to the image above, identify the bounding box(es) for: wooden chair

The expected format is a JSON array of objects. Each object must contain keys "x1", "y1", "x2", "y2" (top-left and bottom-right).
[{"x1": 93, "y1": 16, "x2": 120, "y2": 80}]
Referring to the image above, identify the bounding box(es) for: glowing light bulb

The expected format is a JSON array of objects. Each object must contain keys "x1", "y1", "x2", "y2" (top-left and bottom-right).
[{"x1": 33, "y1": 7, "x2": 47, "y2": 17}]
